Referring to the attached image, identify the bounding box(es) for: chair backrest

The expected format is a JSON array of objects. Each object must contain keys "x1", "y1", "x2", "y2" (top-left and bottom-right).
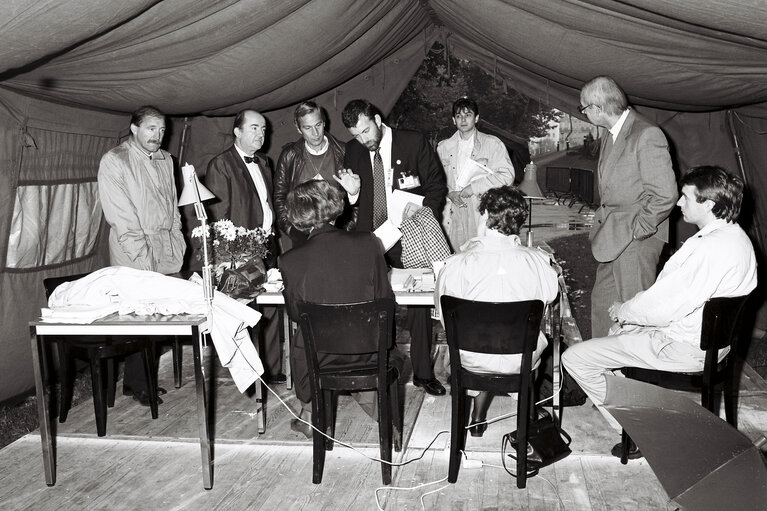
[
  {"x1": 700, "y1": 295, "x2": 750, "y2": 351},
  {"x1": 297, "y1": 298, "x2": 396, "y2": 356},
  {"x1": 440, "y1": 295, "x2": 545, "y2": 356},
  {"x1": 43, "y1": 272, "x2": 90, "y2": 298}
]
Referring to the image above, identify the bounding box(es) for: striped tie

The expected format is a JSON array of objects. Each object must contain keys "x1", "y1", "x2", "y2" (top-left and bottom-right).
[{"x1": 372, "y1": 149, "x2": 388, "y2": 229}]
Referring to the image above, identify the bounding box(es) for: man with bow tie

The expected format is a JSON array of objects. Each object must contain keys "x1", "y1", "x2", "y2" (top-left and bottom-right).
[
  {"x1": 98, "y1": 105, "x2": 186, "y2": 406},
  {"x1": 205, "y1": 109, "x2": 285, "y2": 384}
]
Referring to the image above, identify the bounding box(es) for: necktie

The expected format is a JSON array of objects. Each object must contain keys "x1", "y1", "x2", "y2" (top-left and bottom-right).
[
  {"x1": 372, "y1": 149, "x2": 388, "y2": 229},
  {"x1": 244, "y1": 155, "x2": 259, "y2": 164}
]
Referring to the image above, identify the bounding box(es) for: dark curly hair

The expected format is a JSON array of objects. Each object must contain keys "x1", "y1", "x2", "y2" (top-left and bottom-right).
[
  {"x1": 285, "y1": 180, "x2": 345, "y2": 233},
  {"x1": 341, "y1": 99, "x2": 379, "y2": 128},
  {"x1": 478, "y1": 185, "x2": 528, "y2": 236},
  {"x1": 680, "y1": 165, "x2": 744, "y2": 222}
]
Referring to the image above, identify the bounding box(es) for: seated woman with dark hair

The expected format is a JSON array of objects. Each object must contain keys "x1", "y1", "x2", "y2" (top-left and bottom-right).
[{"x1": 279, "y1": 179, "x2": 400, "y2": 438}]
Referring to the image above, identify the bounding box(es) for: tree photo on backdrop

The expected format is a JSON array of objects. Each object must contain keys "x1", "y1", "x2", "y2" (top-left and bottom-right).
[{"x1": 389, "y1": 42, "x2": 560, "y2": 152}]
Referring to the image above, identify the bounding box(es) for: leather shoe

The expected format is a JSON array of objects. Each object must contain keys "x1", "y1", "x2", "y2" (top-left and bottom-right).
[
  {"x1": 611, "y1": 440, "x2": 642, "y2": 460},
  {"x1": 131, "y1": 389, "x2": 163, "y2": 407},
  {"x1": 468, "y1": 419, "x2": 487, "y2": 437},
  {"x1": 265, "y1": 373, "x2": 287, "y2": 384},
  {"x1": 123, "y1": 385, "x2": 167, "y2": 396},
  {"x1": 413, "y1": 377, "x2": 446, "y2": 396}
]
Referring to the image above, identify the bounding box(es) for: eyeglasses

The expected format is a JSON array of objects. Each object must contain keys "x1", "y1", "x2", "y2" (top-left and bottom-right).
[{"x1": 578, "y1": 104, "x2": 596, "y2": 115}]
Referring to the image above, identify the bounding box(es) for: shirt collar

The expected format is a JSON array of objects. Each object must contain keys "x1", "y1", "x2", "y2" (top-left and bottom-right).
[
  {"x1": 234, "y1": 143, "x2": 257, "y2": 163},
  {"x1": 305, "y1": 136, "x2": 329, "y2": 155},
  {"x1": 609, "y1": 108, "x2": 631, "y2": 141},
  {"x1": 130, "y1": 138, "x2": 164, "y2": 160},
  {"x1": 696, "y1": 218, "x2": 731, "y2": 237},
  {"x1": 376, "y1": 122, "x2": 393, "y2": 155}
]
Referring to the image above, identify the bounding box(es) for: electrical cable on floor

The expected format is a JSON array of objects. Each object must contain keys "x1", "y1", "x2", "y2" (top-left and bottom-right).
[{"x1": 374, "y1": 476, "x2": 449, "y2": 511}]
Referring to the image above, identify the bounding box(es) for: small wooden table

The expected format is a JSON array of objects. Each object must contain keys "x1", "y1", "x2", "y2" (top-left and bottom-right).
[{"x1": 29, "y1": 313, "x2": 214, "y2": 489}]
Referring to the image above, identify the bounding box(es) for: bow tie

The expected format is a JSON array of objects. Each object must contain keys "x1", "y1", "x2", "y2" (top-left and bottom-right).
[{"x1": 244, "y1": 155, "x2": 259, "y2": 164}]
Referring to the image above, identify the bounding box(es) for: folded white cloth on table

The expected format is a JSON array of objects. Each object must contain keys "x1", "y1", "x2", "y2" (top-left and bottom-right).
[
  {"x1": 47, "y1": 266, "x2": 264, "y2": 392},
  {"x1": 40, "y1": 303, "x2": 120, "y2": 323}
]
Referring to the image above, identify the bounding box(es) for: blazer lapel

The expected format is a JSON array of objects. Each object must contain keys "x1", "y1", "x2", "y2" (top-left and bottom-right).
[{"x1": 599, "y1": 110, "x2": 634, "y2": 198}]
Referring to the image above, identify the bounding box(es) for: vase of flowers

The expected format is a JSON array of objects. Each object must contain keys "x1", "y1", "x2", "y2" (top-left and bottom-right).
[{"x1": 192, "y1": 219, "x2": 270, "y2": 299}]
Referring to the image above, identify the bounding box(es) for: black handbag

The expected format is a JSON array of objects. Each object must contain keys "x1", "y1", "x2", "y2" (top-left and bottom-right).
[{"x1": 503, "y1": 412, "x2": 572, "y2": 475}]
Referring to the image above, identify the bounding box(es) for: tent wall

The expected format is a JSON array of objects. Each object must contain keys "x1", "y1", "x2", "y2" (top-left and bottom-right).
[{"x1": 0, "y1": 89, "x2": 126, "y2": 402}]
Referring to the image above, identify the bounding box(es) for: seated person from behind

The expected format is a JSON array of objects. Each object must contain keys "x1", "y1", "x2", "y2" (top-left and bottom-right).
[
  {"x1": 279, "y1": 179, "x2": 403, "y2": 438},
  {"x1": 562, "y1": 165, "x2": 758, "y2": 459},
  {"x1": 435, "y1": 185, "x2": 560, "y2": 436}
]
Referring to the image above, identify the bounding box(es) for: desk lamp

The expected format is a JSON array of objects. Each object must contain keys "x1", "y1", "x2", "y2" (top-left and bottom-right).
[{"x1": 517, "y1": 161, "x2": 545, "y2": 247}]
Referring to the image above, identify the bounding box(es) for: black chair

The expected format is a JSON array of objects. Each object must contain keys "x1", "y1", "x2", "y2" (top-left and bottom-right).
[
  {"x1": 441, "y1": 295, "x2": 545, "y2": 488},
  {"x1": 297, "y1": 298, "x2": 403, "y2": 485},
  {"x1": 620, "y1": 294, "x2": 751, "y2": 464},
  {"x1": 44, "y1": 273, "x2": 159, "y2": 436}
]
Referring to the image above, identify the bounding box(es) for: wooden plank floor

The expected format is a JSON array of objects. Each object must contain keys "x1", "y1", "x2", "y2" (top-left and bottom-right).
[{"x1": 2, "y1": 341, "x2": 765, "y2": 510}]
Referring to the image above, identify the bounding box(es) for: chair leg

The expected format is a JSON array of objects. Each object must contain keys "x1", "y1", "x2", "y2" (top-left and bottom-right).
[
  {"x1": 723, "y1": 368, "x2": 738, "y2": 428},
  {"x1": 378, "y1": 382, "x2": 393, "y2": 485},
  {"x1": 515, "y1": 390, "x2": 531, "y2": 489},
  {"x1": 89, "y1": 357, "x2": 108, "y2": 437},
  {"x1": 448, "y1": 386, "x2": 467, "y2": 483},
  {"x1": 57, "y1": 341, "x2": 72, "y2": 423},
  {"x1": 106, "y1": 358, "x2": 116, "y2": 408},
  {"x1": 325, "y1": 390, "x2": 335, "y2": 452},
  {"x1": 391, "y1": 380, "x2": 403, "y2": 452},
  {"x1": 140, "y1": 347, "x2": 159, "y2": 420},
  {"x1": 620, "y1": 429, "x2": 630, "y2": 465},
  {"x1": 173, "y1": 335, "x2": 183, "y2": 388},
  {"x1": 311, "y1": 395, "x2": 326, "y2": 484}
]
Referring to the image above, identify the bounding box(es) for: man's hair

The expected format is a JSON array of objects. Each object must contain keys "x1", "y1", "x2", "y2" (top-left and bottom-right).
[
  {"x1": 285, "y1": 180, "x2": 345, "y2": 233},
  {"x1": 342, "y1": 99, "x2": 378, "y2": 128},
  {"x1": 294, "y1": 101, "x2": 322, "y2": 126},
  {"x1": 581, "y1": 76, "x2": 628, "y2": 116},
  {"x1": 452, "y1": 97, "x2": 479, "y2": 117},
  {"x1": 130, "y1": 105, "x2": 164, "y2": 127},
  {"x1": 478, "y1": 185, "x2": 528, "y2": 236},
  {"x1": 233, "y1": 109, "x2": 259, "y2": 131},
  {"x1": 680, "y1": 165, "x2": 744, "y2": 222}
]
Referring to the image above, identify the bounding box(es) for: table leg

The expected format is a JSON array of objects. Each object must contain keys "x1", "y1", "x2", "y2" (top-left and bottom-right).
[
  {"x1": 30, "y1": 328, "x2": 55, "y2": 486},
  {"x1": 280, "y1": 308, "x2": 293, "y2": 390},
  {"x1": 192, "y1": 325, "x2": 212, "y2": 489}
]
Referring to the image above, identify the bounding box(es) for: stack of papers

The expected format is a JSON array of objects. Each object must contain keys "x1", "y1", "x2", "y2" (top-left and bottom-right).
[
  {"x1": 40, "y1": 304, "x2": 120, "y2": 323},
  {"x1": 390, "y1": 268, "x2": 435, "y2": 293}
]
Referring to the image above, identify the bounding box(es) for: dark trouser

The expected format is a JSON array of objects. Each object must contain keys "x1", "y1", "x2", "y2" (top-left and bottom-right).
[
  {"x1": 123, "y1": 348, "x2": 160, "y2": 393},
  {"x1": 407, "y1": 307, "x2": 435, "y2": 380},
  {"x1": 254, "y1": 305, "x2": 282, "y2": 378}
]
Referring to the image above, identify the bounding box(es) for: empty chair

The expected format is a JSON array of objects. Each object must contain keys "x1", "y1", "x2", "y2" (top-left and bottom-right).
[
  {"x1": 44, "y1": 273, "x2": 159, "y2": 436},
  {"x1": 620, "y1": 294, "x2": 750, "y2": 463},
  {"x1": 441, "y1": 295, "x2": 545, "y2": 488},
  {"x1": 297, "y1": 298, "x2": 403, "y2": 485}
]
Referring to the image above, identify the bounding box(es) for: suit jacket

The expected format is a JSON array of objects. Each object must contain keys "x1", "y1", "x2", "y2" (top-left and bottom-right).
[
  {"x1": 205, "y1": 144, "x2": 278, "y2": 264},
  {"x1": 344, "y1": 128, "x2": 447, "y2": 232},
  {"x1": 591, "y1": 109, "x2": 678, "y2": 262},
  {"x1": 279, "y1": 224, "x2": 395, "y2": 402}
]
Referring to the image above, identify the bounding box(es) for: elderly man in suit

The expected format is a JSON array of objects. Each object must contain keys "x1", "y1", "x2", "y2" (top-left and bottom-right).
[
  {"x1": 338, "y1": 99, "x2": 448, "y2": 396},
  {"x1": 579, "y1": 76, "x2": 677, "y2": 338},
  {"x1": 205, "y1": 109, "x2": 285, "y2": 384}
]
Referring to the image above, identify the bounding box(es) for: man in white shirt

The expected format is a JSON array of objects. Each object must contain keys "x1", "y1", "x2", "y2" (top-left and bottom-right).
[
  {"x1": 580, "y1": 76, "x2": 678, "y2": 338},
  {"x1": 205, "y1": 109, "x2": 284, "y2": 384},
  {"x1": 563, "y1": 165, "x2": 757, "y2": 457},
  {"x1": 435, "y1": 185, "x2": 559, "y2": 435}
]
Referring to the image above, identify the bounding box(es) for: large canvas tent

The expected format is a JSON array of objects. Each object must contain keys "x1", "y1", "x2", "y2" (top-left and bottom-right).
[{"x1": 1, "y1": 0, "x2": 765, "y2": 402}]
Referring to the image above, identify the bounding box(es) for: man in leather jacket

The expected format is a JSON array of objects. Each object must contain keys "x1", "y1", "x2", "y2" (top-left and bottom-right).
[{"x1": 274, "y1": 101, "x2": 352, "y2": 250}]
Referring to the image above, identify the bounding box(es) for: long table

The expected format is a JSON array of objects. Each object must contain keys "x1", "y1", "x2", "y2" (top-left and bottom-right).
[{"x1": 29, "y1": 313, "x2": 214, "y2": 489}]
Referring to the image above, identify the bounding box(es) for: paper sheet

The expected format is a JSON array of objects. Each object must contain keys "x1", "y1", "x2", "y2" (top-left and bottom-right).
[
  {"x1": 389, "y1": 189, "x2": 424, "y2": 227},
  {"x1": 374, "y1": 220, "x2": 403, "y2": 252}
]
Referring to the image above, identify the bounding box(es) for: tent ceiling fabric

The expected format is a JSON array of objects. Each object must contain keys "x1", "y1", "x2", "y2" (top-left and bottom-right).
[
  {"x1": 2, "y1": 0, "x2": 766, "y2": 116},
  {"x1": 0, "y1": 0, "x2": 431, "y2": 115}
]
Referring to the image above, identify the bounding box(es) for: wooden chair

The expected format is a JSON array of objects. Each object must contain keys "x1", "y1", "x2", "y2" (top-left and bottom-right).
[
  {"x1": 441, "y1": 296, "x2": 545, "y2": 488},
  {"x1": 44, "y1": 273, "x2": 159, "y2": 436},
  {"x1": 620, "y1": 294, "x2": 751, "y2": 464},
  {"x1": 297, "y1": 298, "x2": 403, "y2": 484}
]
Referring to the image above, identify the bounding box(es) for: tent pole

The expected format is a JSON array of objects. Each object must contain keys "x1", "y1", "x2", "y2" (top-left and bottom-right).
[{"x1": 177, "y1": 116, "x2": 191, "y2": 164}]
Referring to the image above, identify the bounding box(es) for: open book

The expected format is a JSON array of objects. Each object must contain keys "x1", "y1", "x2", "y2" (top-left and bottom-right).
[{"x1": 455, "y1": 159, "x2": 496, "y2": 189}]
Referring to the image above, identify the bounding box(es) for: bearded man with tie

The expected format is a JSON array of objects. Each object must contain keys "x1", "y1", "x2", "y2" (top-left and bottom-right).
[
  {"x1": 579, "y1": 76, "x2": 677, "y2": 338},
  {"x1": 205, "y1": 109, "x2": 285, "y2": 384},
  {"x1": 339, "y1": 99, "x2": 449, "y2": 396}
]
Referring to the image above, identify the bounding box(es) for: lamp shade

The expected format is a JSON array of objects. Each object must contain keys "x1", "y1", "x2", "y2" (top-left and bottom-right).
[
  {"x1": 517, "y1": 161, "x2": 545, "y2": 199},
  {"x1": 178, "y1": 163, "x2": 215, "y2": 206}
]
